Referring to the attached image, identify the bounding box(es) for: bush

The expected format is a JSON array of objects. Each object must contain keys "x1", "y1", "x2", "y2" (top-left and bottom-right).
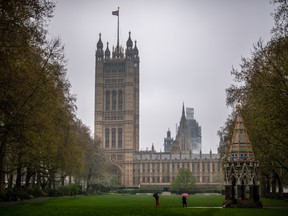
[
  {"x1": 57, "y1": 184, "x2": 83, "y2": 196},
  {"x1": 3, "y1": 188, "x2": 31, "y2": 201},
  {"x1": 26, "y1": 188, "x2": 46, "y2": 198}
]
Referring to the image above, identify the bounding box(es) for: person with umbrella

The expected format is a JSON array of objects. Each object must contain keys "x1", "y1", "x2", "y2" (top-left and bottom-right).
[
  {"x1": 182, "y1": 193, "x2": 189, "y2": 208},
  {"x1": 153, "y1": 192, "x2": 160, "y2": 207}
]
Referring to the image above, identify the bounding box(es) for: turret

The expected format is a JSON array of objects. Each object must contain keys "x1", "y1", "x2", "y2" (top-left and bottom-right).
[
  {"x1": 105, "y1": 42, "x2": 111, "y2": 59},
  {"x1": 167, "y1": 128, "x2": 171, "y2": 138},
  {"x1": 126, "y1": 32, "x2": 133, "y2": 59},
  {"x1": 133, "y1": 40, "x2": 139, "y2": 59},
  {"x1": 96, "y1": 33, "x2": 104, "y2": 61}
]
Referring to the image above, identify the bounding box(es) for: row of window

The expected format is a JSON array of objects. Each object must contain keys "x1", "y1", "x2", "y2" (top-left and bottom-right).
[
  {"x1": 111, "y1": 154, "x2": 123, "y2": 161},
  {"x1": 105, "y1": 90, "x2": 123, "y2": 111},
  {"x1": 231, "y1": 153, "x2": 254, "y2": 158},
  {"x1": 104, "y1": 115, "x2": 124, "y2": 120},
  {"x1": 103, "y1": 62, "x2": 126, "y2": 73},
  {"x1": 133, "y1": 176, "x2": 211, "y2": 184},
  {"x1": 133, "y1": 163, "x2": 220, "y2": 172},
  {"x1": 105, "y1": 128, "x2": 122, "y2": 148}
]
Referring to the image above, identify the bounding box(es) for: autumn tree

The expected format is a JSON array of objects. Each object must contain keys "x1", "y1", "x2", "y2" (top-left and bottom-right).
[
  {"x1": 0, "y1": 0, "x2": 100, "y2": 197},
  {"x1": 223, "y1": 0, "x2": 288, "y2": 198},
  {"x1": 0, "y1": 0, "x2": 56, "y2": 191}
]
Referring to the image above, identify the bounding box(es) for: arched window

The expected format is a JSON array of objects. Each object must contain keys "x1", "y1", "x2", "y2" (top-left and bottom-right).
[
  {"x1": 118, "y1": 90, "x2": 123, "y2": 110},
  {"x1": 105, "y1": 91, "x2": 110, "y2": 111},
  {"x1": 105, "y1": 128, "x2": 109, "y2": 148},
  {"x1": 112, "y1": 90, "x2": 116, "y2": 110},
  {"x1": 118, "y1": 128, "x2": 122, "y2": 148},
  {"x1": 112, "y1": 128, "x2": 116, "y2": 148}
]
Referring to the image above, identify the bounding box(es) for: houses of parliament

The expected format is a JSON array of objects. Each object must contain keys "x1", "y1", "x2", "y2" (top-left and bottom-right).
[{"x1": 94, "y1": 29, "x2": 221, "y2": 189}]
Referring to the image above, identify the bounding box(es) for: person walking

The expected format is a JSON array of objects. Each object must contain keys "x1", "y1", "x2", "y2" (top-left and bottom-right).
[
  {"x1": 153, "y1": 192, "x2": 160, "y2": 207},
  {"x1": 182, "y1": 195, "x2": 187, "y2": 208}
]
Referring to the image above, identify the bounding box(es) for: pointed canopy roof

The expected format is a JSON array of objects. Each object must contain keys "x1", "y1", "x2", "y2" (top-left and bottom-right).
[{"x1": 227, "y1": 110, "x2": 255, "y2": 161}]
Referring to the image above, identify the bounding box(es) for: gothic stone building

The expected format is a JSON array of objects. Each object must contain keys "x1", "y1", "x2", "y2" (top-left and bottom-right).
[{"x1": 95, "y1": 33, "x2": 221, "y2": 189}]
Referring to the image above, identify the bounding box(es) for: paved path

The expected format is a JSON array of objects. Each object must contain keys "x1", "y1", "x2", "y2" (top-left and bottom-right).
[
  {"x1": 188, "y1": 206, "x2": 222, "y2": 208},
  {"x1": 1, "y1": 198, "x2": 287, "y2": 209},
  {"x1": 0, "y1": 197, "x2": 50, "y2": 206}
]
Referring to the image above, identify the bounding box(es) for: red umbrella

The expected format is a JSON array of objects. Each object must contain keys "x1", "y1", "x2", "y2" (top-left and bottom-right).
[{"x1": 182, "y1": 193, "x2": 189, "y2": 197}]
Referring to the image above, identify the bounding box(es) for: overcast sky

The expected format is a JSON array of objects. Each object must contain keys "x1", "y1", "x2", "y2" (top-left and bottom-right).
[{"x1": 48, "y1": 0, "x2": 274, "y2": 153}]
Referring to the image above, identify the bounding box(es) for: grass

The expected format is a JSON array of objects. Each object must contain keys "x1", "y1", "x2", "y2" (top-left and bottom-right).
[{"x1": 0, "y1": 194, "x2": 287, "y2": 216}]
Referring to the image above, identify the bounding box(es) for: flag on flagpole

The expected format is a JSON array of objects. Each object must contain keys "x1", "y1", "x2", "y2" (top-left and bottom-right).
[{"x1": 112, "y1": 10, "x2": 119, "y2": 16}]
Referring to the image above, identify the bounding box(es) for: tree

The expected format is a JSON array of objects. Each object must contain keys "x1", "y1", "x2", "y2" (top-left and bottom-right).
[
  {"x1": 171, "y1": 168, "x2": 195, "y2": 193},
  {"x1": 0, "y1": 0, "x2": 55, "y2": 190},
  {"x1": 223, "y1": 0, "x2": 288, "y2": 198},
  {"x1": 0, "y1": 0, "x2": 100, "y2": 197}
]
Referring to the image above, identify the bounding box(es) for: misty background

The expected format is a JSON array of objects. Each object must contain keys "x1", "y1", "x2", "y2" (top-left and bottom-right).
[{"x1": 48, "y1": 0, "x2": 274, "y2": 153}]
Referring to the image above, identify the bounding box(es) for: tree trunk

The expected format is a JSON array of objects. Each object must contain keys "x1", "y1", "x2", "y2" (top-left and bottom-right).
[
  {"x1": 0, "y1": 142, "x2": 6, "y2": 191},
  {"x1": 31, "y1": 174, "x2": 35, "y2": 188},
  {"x1": 25, "y1": 167, "x2": 35, "y2": 189},
  {"x1": 15, "y1": 164, "x2": 22, "y2": 188},
  {"x1": 36, "y1": 170, "x2": 41, "y2": 189},
  {"x1": 275, "y1": 172, "x2": 283, "y2": 199},
  {"x1": 260, "y1": 173, "x2": 267, "y2": 197},
  {"x1": 271, "y1": 170, "x2": 276, "y2": 198},
  {"x1": 85, "y1": 168, "x2": 92, "y2": 195},
  {"x1": 8, "y1": 173, "x2": 13, "y2": 188},
  {"x1": 265, "y1": 174, "x2": 271, "y2": 197}
]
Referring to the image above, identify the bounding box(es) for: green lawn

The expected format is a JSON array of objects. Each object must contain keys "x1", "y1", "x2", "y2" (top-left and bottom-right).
[{"x1": 0, "y1": 194, "x2": 287, "y2": 216}]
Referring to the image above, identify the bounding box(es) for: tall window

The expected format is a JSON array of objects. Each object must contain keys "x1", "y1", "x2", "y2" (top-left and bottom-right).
[
  {"x1": 105, "y1": 128, "x2": 109, "y2": 148},
  {"x1": 112, "y1": 128, "x2": 116, "y2": 148},
  {"x1": 118, "y1": 128, "x2": 122, "y2": 148},
  {"x1": 118, "y1": 90, "x2": 123, "y2": 110},
  {"x1": 112, "y1": 90, "x2": 116, "y2": 110},
  {"x1": 105, "y1": 91, "x2": 110, "y2": 111}
]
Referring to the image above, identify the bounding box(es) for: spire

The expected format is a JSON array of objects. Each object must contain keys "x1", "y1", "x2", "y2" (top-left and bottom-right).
[
  {"x1": 227, "y1": 108, "x2": 255, "y2": 161},
  {"x1": 133, "y1": 40, "x2": 139, "y2": 58},
  {"x1": 96, "y1": 33, "x2": 104, "y2": 61},
  {"x1": 167, "y1": 128, "x2": 171, "y2": 138},
  {"x1": 97, "y1": 33, "x2": 103, "y2": 49},
  {"x1": 126, "y1": 31, "x2": 133, "y2": 59},
  {"x1": 182, "y1": 103, "x2": 185, "y2": 118},
  {"x1": 180, "y1": 103, "x2": 186, "y2": 127},
  {"x1": 105, "y1": 42, "x2": 110, "y2": 59},
  {"x1": 126, "y1": 31, "x2": 133, "y2": 48}
]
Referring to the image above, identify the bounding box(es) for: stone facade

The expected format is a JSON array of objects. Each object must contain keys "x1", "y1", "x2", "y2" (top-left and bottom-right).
[
  {"x1": 95, "y1": 32, "x2": 139, "y2": 186},
  {"x1": 95, "y1": 33, "x2": 222, "y2": 188},
  {"x1": 133, "y1": 150, "x2": 221, "y2": 189}
]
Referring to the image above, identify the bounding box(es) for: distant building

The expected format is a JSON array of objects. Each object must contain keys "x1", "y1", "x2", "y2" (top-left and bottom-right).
[
  {"x1": 163, "y1": 129, "x2": 174, "y2": 152},
  {"x1": 186, "y1": 107, "x2": 202, "y2": 152},
  {"x1": 133, "y1": 105, "x2": 221, "y2": 189},
  {"x1": 94, "y1": 31, "x2": 139, "y2": 186},
  {"x1": 94, "y1": 22, "x2": 221, "y2": 189},
  {"x1": 163, "y1": 105, "x2": 202, "y2": 153}
]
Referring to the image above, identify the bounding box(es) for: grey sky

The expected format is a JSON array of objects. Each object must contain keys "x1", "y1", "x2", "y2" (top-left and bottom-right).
[{"x1": 48, "y1": 0, "x2": 274, "y2": 153}]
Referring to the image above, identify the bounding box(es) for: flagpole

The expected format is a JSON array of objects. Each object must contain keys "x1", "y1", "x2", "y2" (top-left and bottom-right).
[{"x1": 117, "y1": 7, "x2": 120, "y2": 53}]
